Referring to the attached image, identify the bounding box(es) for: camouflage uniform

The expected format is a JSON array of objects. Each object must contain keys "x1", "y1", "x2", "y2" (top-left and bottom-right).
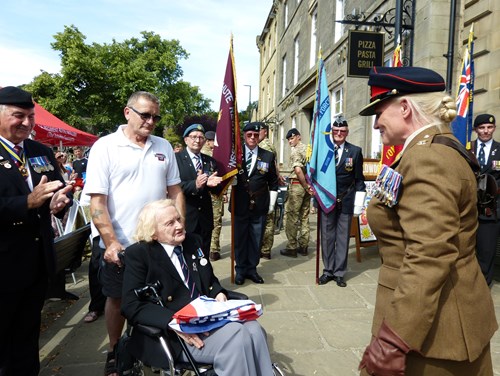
[
  {"x1": 201, "y1": 144, "x2": 224, "y2": 259},
  {"x1": 258, "y1": 137, "x2": 277, "y2": 258},
  {"x1": 284, "y1": 141, "x2": 310, "y2": 253}
]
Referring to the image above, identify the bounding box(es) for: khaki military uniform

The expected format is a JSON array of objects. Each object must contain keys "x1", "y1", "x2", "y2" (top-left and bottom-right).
[
  {"x1": 364, "y1": 127, "x2": 497, "y2": 375},
  {"x1": 284, "y1": 141, "x2": 310, "y2": 251},
  {"x1": 201, "y1": 144, "x2": 225, "y2": 258},
  {"x1": 259, "y1": 137, "x2": 277, "y2": 257}
]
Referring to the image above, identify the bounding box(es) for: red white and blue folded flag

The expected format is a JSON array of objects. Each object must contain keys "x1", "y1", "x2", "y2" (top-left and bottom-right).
[{"x1": 168, "y1": 296, "x2": 262, "y2": 334}]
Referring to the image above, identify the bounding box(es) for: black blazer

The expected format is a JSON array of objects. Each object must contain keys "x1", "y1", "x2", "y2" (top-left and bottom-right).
[
  {"x1": 175, "y1": 150, "x2": 220, "y2": 233},
  {"x1": 121, "y1": 234, "x2": 226, "y2": 363},
  {"x1": 0, "y1": 139, "x2": 67, "y2": 291},
  {"x1": 335, "y1": 141, "x2": 366, "y2": 214},
  {"x1": 472, "y1": 139, "x2": 500, "y2": 220},
  {"x1": 233, "y1": 147, "x2": 279, "y2": 217}
]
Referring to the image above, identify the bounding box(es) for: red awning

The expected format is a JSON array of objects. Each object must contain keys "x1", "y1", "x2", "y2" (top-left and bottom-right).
[{"x1": 33, "y1": 102, "x2": 98, "y2": 147}]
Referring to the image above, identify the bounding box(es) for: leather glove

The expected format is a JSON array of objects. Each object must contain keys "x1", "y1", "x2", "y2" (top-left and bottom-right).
[
  {"x1": 359, "y1": 320, "x2": 411, "y2": 376},
  {"x1": 268, "y1": 191, "x2": 278, "y2": 214}
]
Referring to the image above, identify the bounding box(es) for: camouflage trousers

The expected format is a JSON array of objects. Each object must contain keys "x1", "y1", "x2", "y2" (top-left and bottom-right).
[
  {"x1": 284, "y1": 184, "x2": 311, "y2": 249},
  {"x1": 260, "y1": 211, "x2": 275, "y2": 254},
  {"x1": 210, "y1": 194, "x2": 224, "y2": 253}
]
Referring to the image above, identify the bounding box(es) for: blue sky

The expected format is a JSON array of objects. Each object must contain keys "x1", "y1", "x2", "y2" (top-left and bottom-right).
[{"x1": 0, "y1": 0, "x2": 272, "y2": 111}]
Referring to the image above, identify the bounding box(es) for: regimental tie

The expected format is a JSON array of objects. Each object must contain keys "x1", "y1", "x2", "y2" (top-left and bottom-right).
[
  {"x1": 173, "y1": 246, "x2": 198, "y2": 299},
  {"x1": 478, "y1": 142, "x2": 486, "y2": 169},
  {"x1": 12, "y1": 145, "x2": 28, "y2": 179},
  {"x1": 334, "y1": 145, "x2": 339, "y2": 166},
  {"x1": 194, "y1": 154, "x2": 202, "y2": 172},
  {"x1": 246, "y1": 150, "x2": 253, "y2": 172}
]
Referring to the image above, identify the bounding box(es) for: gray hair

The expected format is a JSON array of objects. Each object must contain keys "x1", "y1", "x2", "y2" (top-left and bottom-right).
[
  {"x1": 134, "y1": 199, "x2": 178, "y2": 242},
  {"x1": 401, "y1": 92, "x2": 457, "y2": 131},
  {"x1": 127, "y1": 91, "x2": 160, "y2": 108}
]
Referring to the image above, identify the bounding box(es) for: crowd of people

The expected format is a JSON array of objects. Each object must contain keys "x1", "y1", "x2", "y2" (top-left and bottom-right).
[{"x1": 1, "y1": 62, "x2": 499, "y2": 375}]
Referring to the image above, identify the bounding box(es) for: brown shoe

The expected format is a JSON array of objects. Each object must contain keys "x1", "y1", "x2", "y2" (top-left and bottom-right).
[
  {"x1": 280, "y1": 248, "x2": 298, "y2": 258},
  {"x1": 83, "y1": 310, "x2": 101, "y2": 323},
  {"x1": 260, "y1": 252, "x2": 271, "y2": 260},
  {"x1": 209, "y1": 252, "x2": 220, "y2": 261},
  {"x1": 298, "y1": 247, "x2": 308, "y2": 256}
]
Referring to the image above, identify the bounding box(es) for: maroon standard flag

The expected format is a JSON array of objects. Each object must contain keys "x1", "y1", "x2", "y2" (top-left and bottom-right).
[{"x1": 213, "y1": 37, "x2": 242, "y2": 194}]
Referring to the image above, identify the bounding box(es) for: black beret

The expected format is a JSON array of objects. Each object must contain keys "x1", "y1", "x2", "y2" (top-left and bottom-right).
[
  {"x1": 474, "y1": 114, "x2": 496, "y2": 128},
  {"x1": 0, "y1": 86, "x2": 35, "y2": 109},
  {"x1": 205, "y1": 131, "x2": 216, "y2": 140},
  {"x1": 183, "y1": 124, "x2": 205, "y2": 138},
  {"x1": 243, "y1": 122, "x2": 261, "y2": 132},
  {"x1": 260, "y1": 122, "x2": 269, "y2": 130},
  {"x1": 359, "y1": 66, "x2": 445, "y2": 116},
  {"x1": 286, "y1": 128, "x2": 300, "y2": 139},
  {"x1": 332, "y1": 115, "x2": 348, "y2": 127}
]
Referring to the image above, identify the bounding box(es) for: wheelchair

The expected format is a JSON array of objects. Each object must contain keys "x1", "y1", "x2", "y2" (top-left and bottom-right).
[{"x1": 117, "y1": 282, "x2": 285, "y2": 376}]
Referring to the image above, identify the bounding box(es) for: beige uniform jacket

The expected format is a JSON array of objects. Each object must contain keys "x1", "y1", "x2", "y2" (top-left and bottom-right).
[{"x1": 367, "y1": 126, "x2": 497, "y2": 361}]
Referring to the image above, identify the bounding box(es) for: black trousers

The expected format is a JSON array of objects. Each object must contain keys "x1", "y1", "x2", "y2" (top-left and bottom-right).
[
  {"x1": 476, "y1": 219, "x2": 500, "y2": 285},
  {"x1": 0, "y1": 279, "x2": 47, "y2": 376},
  {"x1": 88, "y1": 237, "x2": 106, "y2": 312}
]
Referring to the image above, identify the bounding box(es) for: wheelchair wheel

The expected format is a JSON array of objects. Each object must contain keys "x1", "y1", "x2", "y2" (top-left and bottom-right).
[{"x1": 272, "y1": 362, "x2": 285, "y2": 376}]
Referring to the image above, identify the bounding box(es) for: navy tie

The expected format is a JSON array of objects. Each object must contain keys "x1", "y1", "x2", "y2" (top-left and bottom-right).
[
  {"x1": 173, "y1": 246, "x2": 198, "y2": 298},
  {"x1": 478, "y1": 143, "x2": 486, "y2": 169},
  {"x1": 334, "y1": 145, "x2": 339, "y2": 165}
]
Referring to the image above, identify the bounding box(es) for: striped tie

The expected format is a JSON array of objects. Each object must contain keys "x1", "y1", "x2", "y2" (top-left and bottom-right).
[
  {"x1": 194, "y1": 154, "x2": 202, "y2": 172},
  {"x1": 334, "y1": 145, "x2": 339, "y2": 165},
  {"x1": 13, "y1": 145, "x2": 23, "y2": 168},
  {"x1": 173, "y1": 246, "x2": 198, "y2": 298},
  {"x1": 246, "y1": 150, "x2": 253, "y2": 172}
]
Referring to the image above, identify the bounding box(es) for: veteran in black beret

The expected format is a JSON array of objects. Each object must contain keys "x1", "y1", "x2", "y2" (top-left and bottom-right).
[
  {"x1": 232, "y1": 121, "x2": 279, "y2": 284},
  {"x1": 358, "y1": 67, "x2": 497, "y2": 376},
  {"x1": 471, "y1": 112, "x2": 500, "y2": 289},
  {"x1": 176, "y1": 123, "x2": 222, "y2": 258},
  {"x1": 0, "y1": 86, "x2": 72, "y2": 375}
]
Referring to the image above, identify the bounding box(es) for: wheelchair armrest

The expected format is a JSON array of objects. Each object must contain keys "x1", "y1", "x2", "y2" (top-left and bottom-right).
[
  {"x1": 226, "y1": 290, "x2": 248, "y2": 300},
  {"x1": 134, "y1": 323, "x2": 164, "y2": 338}
]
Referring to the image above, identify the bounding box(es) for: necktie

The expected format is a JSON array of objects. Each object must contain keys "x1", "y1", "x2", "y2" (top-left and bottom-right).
[
  {"x1": 478, "y1": 143, "x2": 486, "y2": 169},
  {"x1": 13, "y1": 145, "x2": 23, "y2": 168},
  {"x1": 334, "y1": 145, "x2": 339, "y2": 165},
  {"x1": 194, "y1": 154, "x2": 202, "y2": 172},
  {"x1": 246, "y1": 150, "x2": 253, "y2": 172},
  {"x1": 173, "y1": 246, "x2": 198, "y2": 298}
]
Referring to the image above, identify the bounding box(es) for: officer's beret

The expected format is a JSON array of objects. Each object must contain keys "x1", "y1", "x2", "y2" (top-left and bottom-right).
[
  {"x1": 474, "y1": 114, "x2": 496, "y2": 128},
  {"x1": 183, "y1": 124, "x2": 205, "y2": 138},
  {"x1": 205, "y1": 131, "x2": 216, "y2": 140},
  {"x1": 359, "y1": 66, "x2": 445, "y2": 116},
  {"x1": 332, "y1": 115, "x2": 348, "y2": 128},
  {"x1": 243, "y1": 122, "x2": 262, "y2": 132},
  {"x1": 286, "y1": 128, "x2": 301, "y2": 139},
  {"x1": 0, "y1": 86, "x2": 35, "y2": 109}
]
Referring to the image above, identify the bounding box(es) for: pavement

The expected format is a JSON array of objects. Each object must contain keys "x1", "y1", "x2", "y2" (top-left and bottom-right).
[{"x1": 40, "y1": 211, "x2": 500, "y2": 376}]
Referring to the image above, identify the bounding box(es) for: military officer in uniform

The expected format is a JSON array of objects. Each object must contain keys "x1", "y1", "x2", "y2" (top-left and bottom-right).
[
  {"x1": 358, "y1": 66, "x2": 497, "y2": 376},
  {"x1": 280, "y1": 129, "x2": 312, "y2": 258},
  {"x1": 233, "y1": 122, "x2": 279, "y2": 285},
  {"x1": 471, "y1": 114, "x2": 500, "y2": 286}
]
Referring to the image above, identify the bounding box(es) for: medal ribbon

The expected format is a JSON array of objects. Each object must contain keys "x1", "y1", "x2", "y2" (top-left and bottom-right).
[{"x1": 0, "y1": 139, "x2": 28, "y2": 177}]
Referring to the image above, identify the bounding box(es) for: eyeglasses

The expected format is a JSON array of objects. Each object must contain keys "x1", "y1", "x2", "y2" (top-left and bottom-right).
[
  {"x1": 332, "y1": 129, "x2": 348, "y2": 134},
  {"x1": 188, "y1": 135, "x2": 206, "y2": 141},
  {"x1": 245, "y1": 132, "x2": 260, "y2": 138},
  {"x1": 128, "y1": 106, "x2": 162, "y2": 122}
]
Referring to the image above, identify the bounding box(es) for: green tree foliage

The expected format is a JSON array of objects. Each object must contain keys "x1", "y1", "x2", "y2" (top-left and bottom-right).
[{"x1": 24, "y1": 25, "x2": 211, "y2": 136}]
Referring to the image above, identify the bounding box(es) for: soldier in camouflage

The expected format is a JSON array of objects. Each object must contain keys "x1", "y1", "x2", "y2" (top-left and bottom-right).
[
  {"x1": 280, "y1": 129, "x2": 312, "y2": 258},
  {"x1": 201, "y1": 130, "x2": 227, "y2": 261}
]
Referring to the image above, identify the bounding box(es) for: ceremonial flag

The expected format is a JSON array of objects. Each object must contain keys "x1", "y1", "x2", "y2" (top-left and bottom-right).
[
  {"x1": 451, "y1": 24, "x2": 474, "y2": 149},
  {"x1": 306, "y1": 57, "x2": 336, "y2": 213},
  {"x1": 213, "y1": 36, "x2": 242, "y2": 194},
  {"x1": 380, "y1": 43, "x2": 404, "y2": 166}
]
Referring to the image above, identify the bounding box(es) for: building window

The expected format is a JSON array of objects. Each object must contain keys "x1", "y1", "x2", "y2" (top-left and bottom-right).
[
  {"x1": 334, "y1": 0, "x2": 344, "y2": 43},
  {"x1": 282, "y1": 55, "x2": 287, "y2": 97},
  {"x1": 294, "y1": 35, "x2": 300, "y2": 85},
  {"x1": 273, "y1": 71, "x2": 276, "y2": 107},
  {"x1": 291, "y1": 115, "x2": 297, "y2": 129},
  {"x1": 284, "y1": 0, "x2": 289, "y2": 28},
  {"x1": 279, "y1": 123, "x2": 285, "y2": 165},
  {"x1": 331, "y1": 87, "x2": 343, "y2": 116},
  {"x1": 309, "y1": 9, "x2": 318, "y2": 68}
]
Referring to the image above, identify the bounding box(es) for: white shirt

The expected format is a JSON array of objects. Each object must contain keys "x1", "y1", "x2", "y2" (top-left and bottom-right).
[
  {"x1": 186, "y1": 149, "x2": 202, "y2": 173},
  {"x1": 159, "y1": 242, "x2": 188, "y2": 288},
  {"x1": 244, "y1": 145, "x2": 258, "y2": 172},
  {"x1": 84, "y1": 124, "x2": 181, "y2": 247},
  {"x1": 0, "y1": 136, "x2": 33, "y2": 190}
]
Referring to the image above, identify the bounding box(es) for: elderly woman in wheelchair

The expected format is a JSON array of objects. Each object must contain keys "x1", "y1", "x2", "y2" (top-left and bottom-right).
[{"x1": 121, "y1": 199, "x2": 276, "y2": 376}]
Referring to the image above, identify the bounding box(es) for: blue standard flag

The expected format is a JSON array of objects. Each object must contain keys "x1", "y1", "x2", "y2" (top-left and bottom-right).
[
  {"x1": 451, "y1": 24, "x2": 474, "y2": 149},
  {"x1": 306, "y1": 57, "x2": 336, "y2": 213}
]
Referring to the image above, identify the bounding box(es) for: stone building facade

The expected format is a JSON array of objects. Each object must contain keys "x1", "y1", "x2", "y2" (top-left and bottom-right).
[{"x1": 256, "y1": 0, "x2": 499, "y2": 167}]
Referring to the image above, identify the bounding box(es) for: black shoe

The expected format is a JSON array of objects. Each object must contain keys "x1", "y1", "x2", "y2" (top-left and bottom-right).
[
  {"x1": 318, "y1": 274, "x2": 334, "y2": 285},
  {"x1": 336, "y1": 276, "x2": 347, "y2": 287},
  {"x1": 260, "y1": 252, "x2": 271, "y2": 260},
  {"x1": 235, "y1": 275, "x2": 245, "y2": 285},
  {"x1": 298, "y1": 247, "x2": 308, "y2": 256},
  {"x1": 280, "y1": 248, "x2": 297, "y2": 258},
  {"x1": 246, "y1": 273, "x2": 264, "y2": 284}
]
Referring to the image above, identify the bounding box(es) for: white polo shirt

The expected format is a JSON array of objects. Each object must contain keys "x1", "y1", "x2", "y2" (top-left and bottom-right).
[{"x1": 84, "y1": 124, "x2": 181, "y2": 248}]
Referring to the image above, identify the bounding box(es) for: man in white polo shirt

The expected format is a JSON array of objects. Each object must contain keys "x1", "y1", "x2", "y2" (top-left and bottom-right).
[{"x1": 84, "y1": 91, "x2": 184, "y2": 376}]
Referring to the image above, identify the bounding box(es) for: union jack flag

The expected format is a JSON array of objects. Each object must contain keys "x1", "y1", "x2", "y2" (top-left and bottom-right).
[{"x1": 451, "y1": 24, "x2": 474, "y2": 149}]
